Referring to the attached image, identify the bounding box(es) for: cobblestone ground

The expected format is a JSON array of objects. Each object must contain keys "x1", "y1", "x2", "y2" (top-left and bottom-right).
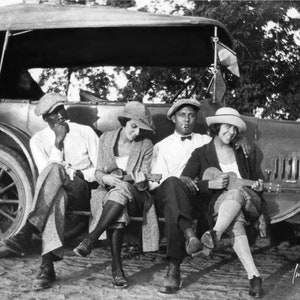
[{"x1": 1, "y1": 236, "x2": 300, "y2": 300}]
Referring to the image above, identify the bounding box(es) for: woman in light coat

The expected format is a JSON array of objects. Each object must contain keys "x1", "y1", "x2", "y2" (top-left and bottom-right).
[{"x1": 73, "y1": 101, "x2": 157, "y2": 288}]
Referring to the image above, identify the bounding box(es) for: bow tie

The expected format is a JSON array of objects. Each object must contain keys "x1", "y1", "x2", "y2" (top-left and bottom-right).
[{"x1": 180, "y1": 135, "x2": 192, "y2": 141}]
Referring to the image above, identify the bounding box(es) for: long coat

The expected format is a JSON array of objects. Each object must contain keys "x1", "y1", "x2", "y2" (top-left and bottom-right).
[{"x1": 90, "y1": 128, "x2": 159, "y2": 251}]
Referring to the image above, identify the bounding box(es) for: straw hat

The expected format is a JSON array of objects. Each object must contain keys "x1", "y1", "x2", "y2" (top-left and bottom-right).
[
  {"x1": 206, "y1": 107, "x2": 246, "y2": 133},
  {"x1": 118, "y1": 101, "x2": 155, "y2": 132},
  {"x1": 35, "y1": 93, "x2": 66, "y2": 116},
  {"x1": 167, "y1": 98, "x2": 201, "y2": 120}
]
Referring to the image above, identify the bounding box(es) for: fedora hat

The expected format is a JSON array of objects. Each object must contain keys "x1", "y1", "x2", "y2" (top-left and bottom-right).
[
  {"x1": 118, "y1": 101, "x2": 155, "y2": 132},
  {"x1": 167, "y1": 98, "x2": 201, "y2": 120},
  {"x1": 35, "y1": 93, "x2": 66, "y2": 116},
  {"x1": 206, "y1": 107, "x2": 246, "y2": 133}
]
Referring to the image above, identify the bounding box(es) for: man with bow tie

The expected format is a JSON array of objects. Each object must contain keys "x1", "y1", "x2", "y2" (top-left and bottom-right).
[{"x1": 150, "y1": 98, "x2": 249, "y2": 294}]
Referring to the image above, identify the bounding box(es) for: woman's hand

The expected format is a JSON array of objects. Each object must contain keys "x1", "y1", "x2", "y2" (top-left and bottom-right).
[
  {"x1": 131, "y1": 171, "x2": 148, "y2": 191},
  {"x1": 102, "y1": 174, "x2": 123, "y2": 187},
  {"x1": 208, "y1": 173, "x2": 229, "y2": 189},
  {"x1": 251, "y1": 179, "x2": 263, "y2": 192},
  {"x1": 256, "y1": 214, "x2": 268, "y2": 238},
  {"x1": 180, "y1": 176, "x2": 199, "y2": 195}
]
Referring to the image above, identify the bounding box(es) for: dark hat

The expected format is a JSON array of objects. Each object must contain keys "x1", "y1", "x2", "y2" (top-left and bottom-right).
[
  {"x1": 206, "y1": 107, "x2": 246, "y2": 133},
  {"x1": 118, "y1": 101, "x2": 155, "y2": 132},
  {"x1": 167, "y1": 98, "x2": 201, "y2": 120},
  {"x1": 35, "y1": 93, "x2": 66, "y2": 116}
]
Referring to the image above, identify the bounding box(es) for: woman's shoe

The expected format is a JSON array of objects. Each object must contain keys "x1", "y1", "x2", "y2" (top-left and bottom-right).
[
  {"x1": 249, "y1": 276, "x2": 263, "y2": 298},
  {"x1": 199, "y1": 229, "x2": 218, "y2": 257},
  {"x1": 112, "y1": 269, "x2": 128, "y2": 289},
  {"x1": 73, "y1": 239, "x2": 93, "y2": 257}
]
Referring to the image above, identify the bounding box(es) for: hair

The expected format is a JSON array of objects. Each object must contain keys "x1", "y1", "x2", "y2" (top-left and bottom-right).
[
  {"x1": 208, "y1": 123, "x2": 239, "y2": 138},
  {"x1": 118, "y1": 116, "x2": 131, "y2": 127}
]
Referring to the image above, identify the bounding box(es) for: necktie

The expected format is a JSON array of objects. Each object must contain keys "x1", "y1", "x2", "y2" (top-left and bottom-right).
[{"x1": 181, "y1": 135, "x2": 192, "y2": 141}]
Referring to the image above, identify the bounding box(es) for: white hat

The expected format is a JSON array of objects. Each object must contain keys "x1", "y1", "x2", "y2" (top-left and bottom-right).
[{"x1": 206, "y1": 107, "x2": 246, "y2": 133}]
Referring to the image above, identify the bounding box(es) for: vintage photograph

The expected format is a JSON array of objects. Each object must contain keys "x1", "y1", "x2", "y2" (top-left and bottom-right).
[{"x1": 0, "y1": 0, "x2": 300, "y2": 299}]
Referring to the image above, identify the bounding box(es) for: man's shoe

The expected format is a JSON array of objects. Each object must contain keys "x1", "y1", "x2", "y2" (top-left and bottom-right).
[
  {"x1": 73, "y1": 239, "x2": 93, "y2": 257},
  {"x1": 159, "y1": 261, "x2": 181, "y2": 294},
  {"x1": 249, "y1": 276, "x2": 263, "y2": 298},
  {"x1": 33, "y1": 263, "x2": 56, "y2": 290},
  {"x1": 0, "y1": 235, "x2": 28, "y2": 258},
  {"x1": 184, "y1": 228, "x2": 202, "y2": 256}
]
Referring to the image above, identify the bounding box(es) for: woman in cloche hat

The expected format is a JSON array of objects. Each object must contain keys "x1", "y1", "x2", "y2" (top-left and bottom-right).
[
  {"x1": 73, "y1": 101, "x2": 156, "y2": 288},
  {"x1": 181, "y1": 107, "x2": 266, "y2": 298}
]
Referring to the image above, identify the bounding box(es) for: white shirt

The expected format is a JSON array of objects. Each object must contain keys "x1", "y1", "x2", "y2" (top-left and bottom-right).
[
  {"x1": 30, "y1": 122, "x2": 99, "y2": 182},
  {"x1": 219, "y1": 161, "x2": 242, "y2": 178},
  {"x1": 115, "y1": 156, "x2": 129, "y2": 172},
  {"x1": 149, "y1": 131, "x2": 212, "y2": 190}
]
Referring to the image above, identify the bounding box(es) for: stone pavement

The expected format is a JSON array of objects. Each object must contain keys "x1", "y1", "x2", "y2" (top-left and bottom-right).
[{"x1": 0, "y1": 236, "x2": 300, "y2": 300}]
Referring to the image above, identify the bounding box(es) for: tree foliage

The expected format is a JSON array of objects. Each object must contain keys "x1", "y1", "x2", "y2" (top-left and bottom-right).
[{"x1": 36, "y1": 0, "x2": 300, "y2": 119}]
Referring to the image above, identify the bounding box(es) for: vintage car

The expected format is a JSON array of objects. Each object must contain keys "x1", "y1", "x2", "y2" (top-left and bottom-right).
[{"x1": 0, "y1": 3, "x2": 300, "y2": 240}]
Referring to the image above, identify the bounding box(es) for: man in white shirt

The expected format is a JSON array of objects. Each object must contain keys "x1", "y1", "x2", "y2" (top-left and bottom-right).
[
  {"x1": 0, "y1": 93, "x2": 99, "y2": 290},
  {"x1": 151, "y1": 98, "x2": 248, "y2": 294}
]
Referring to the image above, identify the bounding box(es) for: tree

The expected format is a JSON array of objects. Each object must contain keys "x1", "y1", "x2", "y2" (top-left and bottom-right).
[{"x1": 36, "y1": 0, "x2": 300, "y2": 119}]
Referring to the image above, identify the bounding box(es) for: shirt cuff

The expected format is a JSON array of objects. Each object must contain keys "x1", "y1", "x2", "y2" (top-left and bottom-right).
[{"x1": 49, "y1": 147, "x2": 63, "y2": 162}]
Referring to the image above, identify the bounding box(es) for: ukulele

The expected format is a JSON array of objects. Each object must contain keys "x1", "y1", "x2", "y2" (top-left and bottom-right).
[
  {"x1": 202, "y1": 167, "x2": 281, "y2": 193},
  {"x1": 111, "y1": 168, "x2": 162, "y2": 184}
]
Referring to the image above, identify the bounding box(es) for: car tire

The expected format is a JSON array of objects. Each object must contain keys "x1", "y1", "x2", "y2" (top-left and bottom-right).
[{"x1": 0, "y1": 145, "x2": 33, "y2": 239}]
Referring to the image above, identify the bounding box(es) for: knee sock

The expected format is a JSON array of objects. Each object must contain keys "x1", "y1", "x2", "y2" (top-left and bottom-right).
[
  {"x1": 88, "y1": 200, "x2": 124, "y2": 244},
  {"x1": 107, "y1": 228, "x2": 125, "y2": 273},
  {"x1": 232, "y1": 234, "x2": 260, "y2": 279},
  {"x1": 213, "y1": 200, "x2": 242, "y2": 240}
]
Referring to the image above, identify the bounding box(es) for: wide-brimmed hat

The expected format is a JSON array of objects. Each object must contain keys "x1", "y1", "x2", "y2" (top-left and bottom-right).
[
  {"x1": 118, "y1": 101, "x2": 155, "y2": 132},
  {"x1": 206, "y1": 107, "x2": 246, "y2": 133},
  {"x1": 167, "y1": 98, "x2": 201, "y2": 120},
  {"x1": 35, "y1": 93, "x2": 66, "y2": 116}
]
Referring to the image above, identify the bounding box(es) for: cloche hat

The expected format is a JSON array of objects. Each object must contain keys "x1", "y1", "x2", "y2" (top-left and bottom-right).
[
  {"x1": 206, "y1": 107, "x2": 246, "y2": 133},
  {"x1": 118, "y1": 101, "x2": 155, "y2": 133}
]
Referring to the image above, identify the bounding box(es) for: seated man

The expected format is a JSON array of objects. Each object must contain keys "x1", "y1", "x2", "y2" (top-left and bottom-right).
[
  {"x1": 0, "y1": 93, "x2": 99, "y2": 290},
  {"x1": 150, "y1": 98, "x2": 250, "y2": 294}
]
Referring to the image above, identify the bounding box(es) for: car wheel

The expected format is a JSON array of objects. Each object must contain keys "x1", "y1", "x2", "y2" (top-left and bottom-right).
[{"x1": 0, "y1": 145, "x2": 33, "y2": 239}]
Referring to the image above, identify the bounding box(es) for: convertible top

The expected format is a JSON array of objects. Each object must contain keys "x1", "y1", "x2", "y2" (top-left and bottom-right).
[{"x1": 0, "y1": 4, "x2": 233, "y2": 68}]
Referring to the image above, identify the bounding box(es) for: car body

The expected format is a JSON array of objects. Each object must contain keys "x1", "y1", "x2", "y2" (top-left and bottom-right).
[{"x1": 0, "y1": 3, "x2": 300, "y2": 239}]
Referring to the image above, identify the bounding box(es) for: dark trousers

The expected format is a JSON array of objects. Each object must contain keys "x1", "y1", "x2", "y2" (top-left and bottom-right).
[{"x1": 155, "y1": 176, "x2": 208, "y2": 261}]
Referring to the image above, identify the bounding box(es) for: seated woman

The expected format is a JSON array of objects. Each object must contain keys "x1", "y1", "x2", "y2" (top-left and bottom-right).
[
  {"x1": 181, "y1": 107, "x2": 266, "y2": 298},
  {"x1": 73, "y1": 101, "x2": 157, "y2": 288}
]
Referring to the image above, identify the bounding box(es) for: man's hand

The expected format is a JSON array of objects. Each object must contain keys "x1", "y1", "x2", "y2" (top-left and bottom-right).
[
  {"x1": 235, "y1": 136, "x2": 251, "y2": 158},
  {"x1": 180, "y1": 176, "x2": 199, "y2": 195},
  {"x1": 54, "y1": 122, "x2": 69, "y2": 150},
  {"x1": 208, "y1": 173, "x2": 229, "y2": 189}
]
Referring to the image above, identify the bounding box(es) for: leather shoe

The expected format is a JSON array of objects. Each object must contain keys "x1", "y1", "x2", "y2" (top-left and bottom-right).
[
  {"x1": 249, "y1": 275, "x2": 263, "y2": 298},
  {"x1": 112, "y1": 269, "x2": 128, "y2": 289},
  {"x1": 33, "y1": 263, "x2": 56, "y2": 290},
  {"x1": 0, "y1": 235, "x2": 28, "y2": 258},
  {"x1": 184, "y1": 228, "x2": 202, "y2": 255},
  {"x1": 159, "y1": 260, "x2": 181, "y2": 294},
  {"x1": 73, "y1": 238, "x2": 93, "y2": 257},
  {"x1": 199, "y1": 229, "x2": 218, "y2": 257}
]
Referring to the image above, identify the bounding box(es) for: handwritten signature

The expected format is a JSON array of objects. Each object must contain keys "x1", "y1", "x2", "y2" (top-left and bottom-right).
[{"x1": 292, "y1": 263, "x2": 300, "y2": 284}]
